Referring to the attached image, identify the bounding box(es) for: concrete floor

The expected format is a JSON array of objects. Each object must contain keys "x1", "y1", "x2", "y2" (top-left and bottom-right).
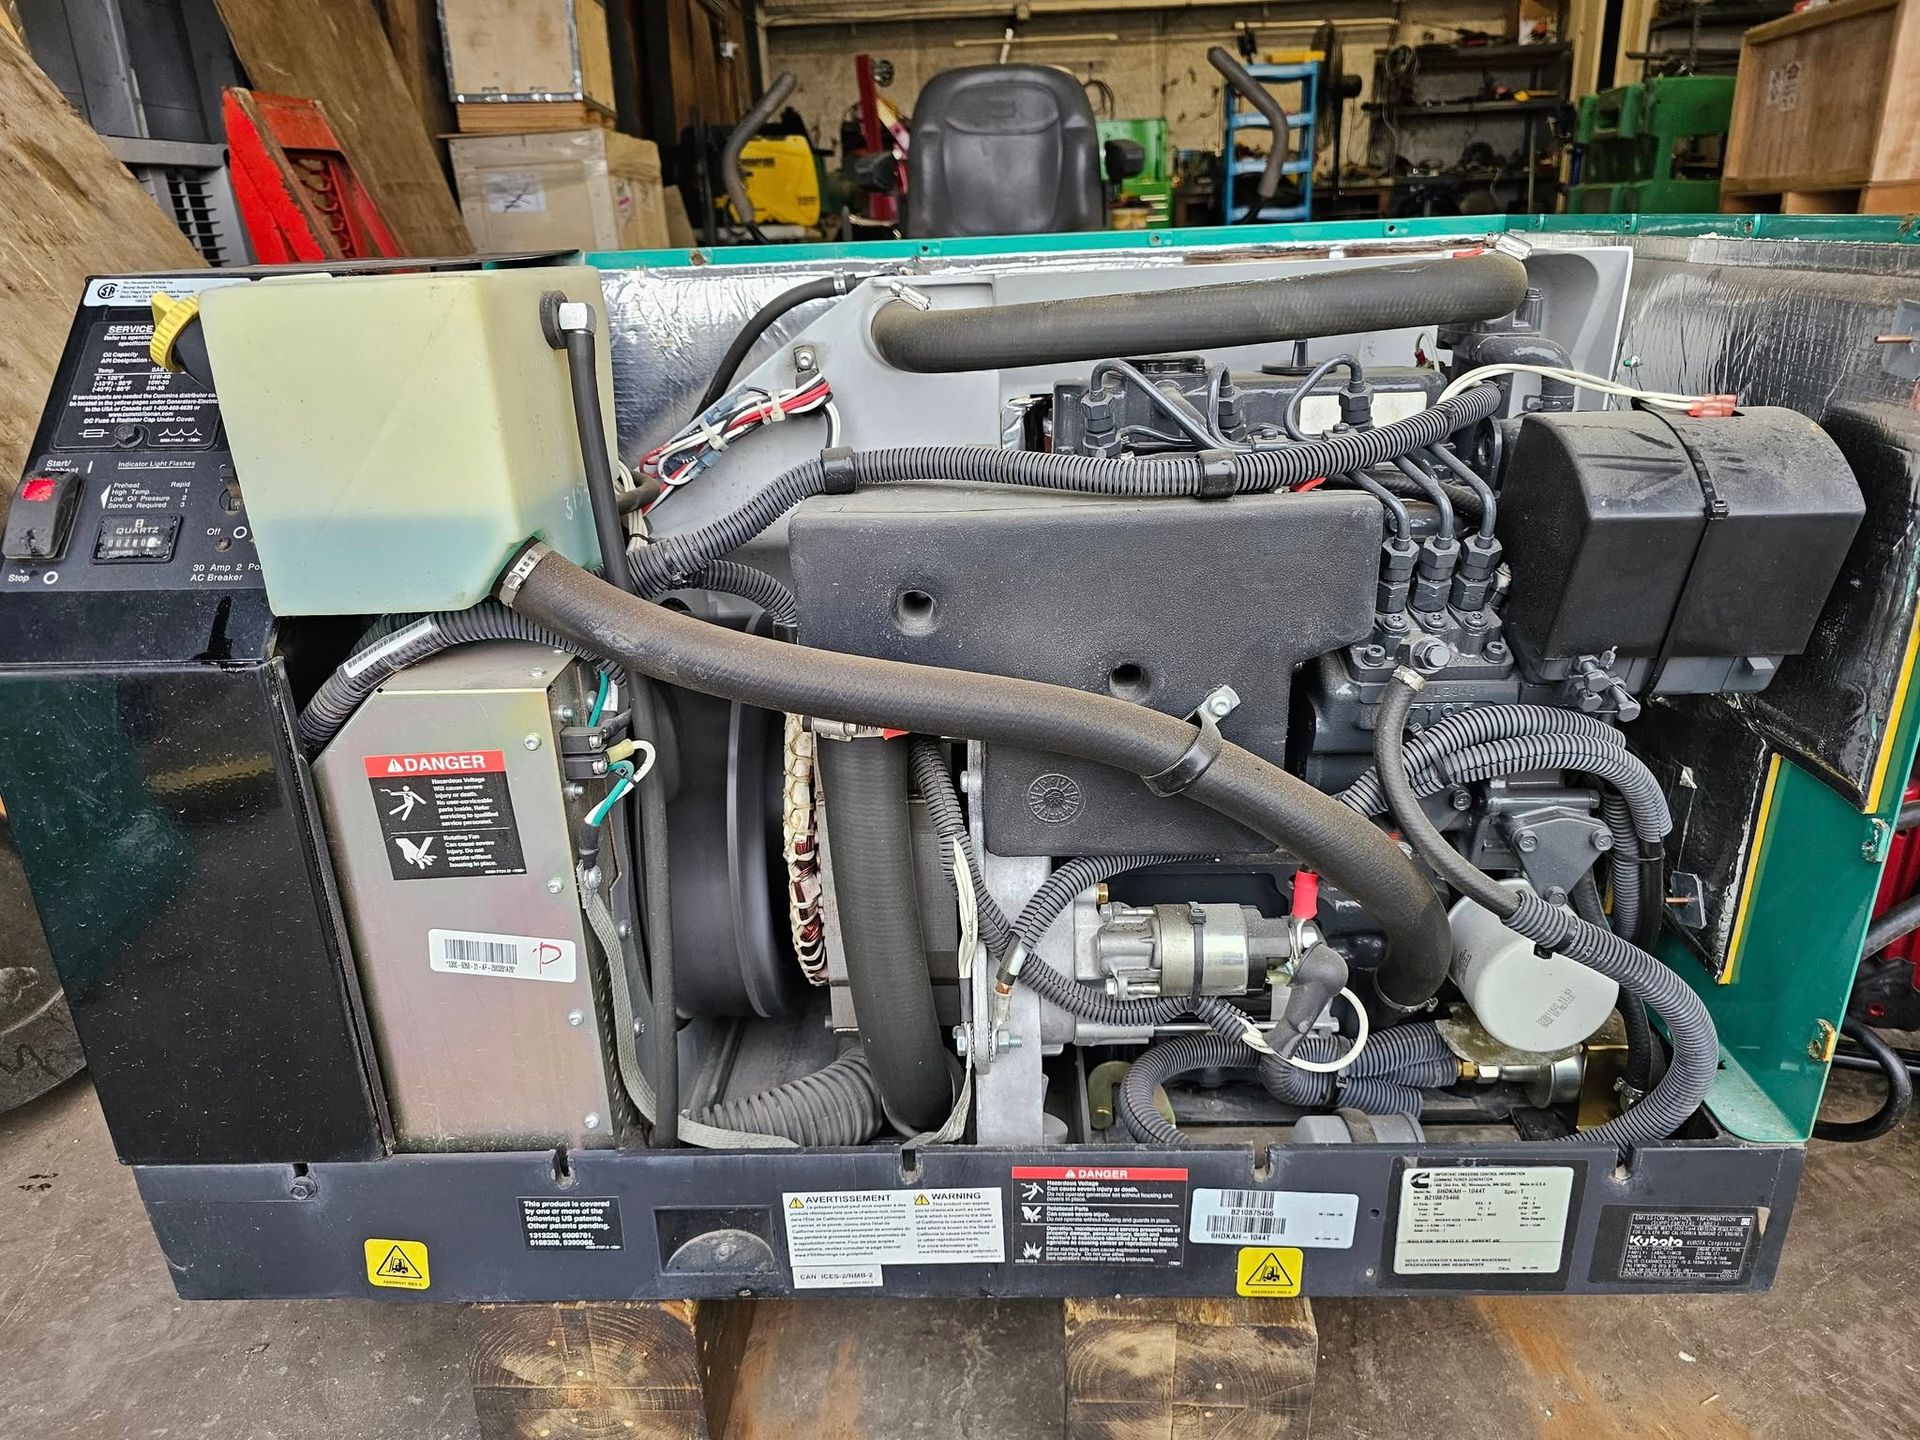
[{"x1": 1, "y1": 1071, "x2": 1914, "y2": 1439}]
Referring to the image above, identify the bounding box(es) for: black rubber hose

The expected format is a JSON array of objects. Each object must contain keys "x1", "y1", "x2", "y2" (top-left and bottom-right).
[
  {"x1": 632, "y1": 386, "x2": 1502, "y2": 596},
  {"x1": 1207, "y1": 47, "x2": 1290, "y2": 213},
  {"x1": 1814, "y1": 1021, "x2": 1914, "y2": 1142},
  {"x1": 505, "y1": 545, "x2": 1456, "y2": 1014},
  {"x1": 1899, "y1": 800, "x2": 1920, "y2": 831},
  {"x1": 816, "y1": 738, "x2": 952, "y2": 1132},
  {"x1": 1864, "y1": 891, "x2": 1920, "y2": 958},
  {"x1": 697, "y1": 275, "x2": 844, "y2": 411},
  {"x1": 721, "y1": 71, "x2": 796, "y2": 228},
  {"x1": 1453, "y1": 330, "x2": 1575, "y2": 409},
  {"x1": 299, "y1": 603, "x2": 594, "y2": 751},
  {"x1": 684, "y1": 1048, "x2": 886, "y2": 1146},
  {"x1": 869, "y1": 252, "x2": 1530, "y2": 374},
  {"x1": 1572, "y1": 872, "x2": 1656, "y2": 1096},
  {"x1": 1372, "y1": 672, "x2": 1719, "y2": 1150}
]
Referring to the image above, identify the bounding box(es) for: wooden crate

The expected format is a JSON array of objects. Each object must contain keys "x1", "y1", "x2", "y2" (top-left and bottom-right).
[
  {"x1": 451, "y1": 129, "x2": 668, "y2": 251},
  {"x1": 442, "y1": 0, "x2": 615, "y2": 133},
  {"x1": 1722, "y1": 0, "x2": 1920, "y2": 212}
]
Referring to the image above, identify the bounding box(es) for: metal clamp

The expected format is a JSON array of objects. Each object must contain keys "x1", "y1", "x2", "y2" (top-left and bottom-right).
[{"x1": 1143, "y1": 709, "x2": 1225, "y2": 798}]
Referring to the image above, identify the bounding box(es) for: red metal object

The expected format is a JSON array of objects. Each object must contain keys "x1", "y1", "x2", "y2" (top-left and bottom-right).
[
  {"x1": 222, "y1": 88, "x2": 404, "y2": 263},
  {"x1": 854, "y1": 55, "x2": 900, "y2": 226}
]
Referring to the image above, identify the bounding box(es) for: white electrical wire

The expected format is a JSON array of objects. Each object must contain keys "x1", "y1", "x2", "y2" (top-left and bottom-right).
[
  {"x1": 1438, "y1": 362, "x2": 1717, "y2": 411},
  {"x1": 1283, "y1": 986, "x2": 1372, "y2": 1074}
]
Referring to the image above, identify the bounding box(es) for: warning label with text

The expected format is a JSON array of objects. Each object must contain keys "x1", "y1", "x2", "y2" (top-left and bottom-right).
[
  {"x1": 364, "y1": 751, "x2": 526, "y2": 881},
  {"x1": 783, "y1": 1188, "x2": 1003, "y2": 1288},
  {"x1": 520, "y1": 1196, "x2": 623, "y2": 1251},
  {"x1": 1011, "y1": 1166, "x2": 1187, "y2": 1266}
]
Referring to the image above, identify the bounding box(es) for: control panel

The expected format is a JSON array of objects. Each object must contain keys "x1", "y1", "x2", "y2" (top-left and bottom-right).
[{"x1": 2, "y1": 274, "x2": 260, "y2": 597}]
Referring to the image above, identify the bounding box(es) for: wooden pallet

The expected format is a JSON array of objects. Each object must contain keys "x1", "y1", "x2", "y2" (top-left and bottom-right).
[
  {"x1": 470, "y1": 1296, "x2": 1319, "y2": 1439},
  {"x1": 456, "y1": 99, "x2": 615, "y2": 135},
  {"x1": 1720, "y1": 180, "x2": 1920, "y2": 214}
]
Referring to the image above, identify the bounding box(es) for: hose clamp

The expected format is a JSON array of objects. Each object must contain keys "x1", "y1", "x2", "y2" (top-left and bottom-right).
[
  {"x1": 496, "y1": 540, "x2": 553, "y2": 609},
  {"x1": 820, "y1": 446, "x2": 858, "y2": 495},
  {"x1": 1143, "y1": 709, "x2": 1224, "y2": 798}
]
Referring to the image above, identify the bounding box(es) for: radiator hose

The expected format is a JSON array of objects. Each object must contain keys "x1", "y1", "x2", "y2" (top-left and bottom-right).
[
  {"x1": 499, "y1": 543, "x2": 1457, "y2": 1033},
  {"x1": 868, "y1": 251, "x2": 1529, "y2": 373},
  {"x1": 815, "y1": 737, "x2": 953, "y2": 1132}
]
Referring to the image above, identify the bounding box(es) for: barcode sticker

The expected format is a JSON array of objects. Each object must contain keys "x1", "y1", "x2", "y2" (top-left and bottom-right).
[
  {"x1": 429, "y1": 928, "x2": 576, "y2": 983},
  {"x1": 1189, "y1": 1188, "x2": 1358, "y2": 1248}
]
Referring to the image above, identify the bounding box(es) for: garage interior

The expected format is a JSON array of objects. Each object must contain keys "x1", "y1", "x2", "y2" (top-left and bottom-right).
[{"x1": 2, "y1": 0, "x2": 1919, "y2": 1437}]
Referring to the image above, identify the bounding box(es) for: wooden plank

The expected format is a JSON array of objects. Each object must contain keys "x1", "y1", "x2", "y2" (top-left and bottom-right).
[
  {"x1": 1868, "y1": 0, "x2": 1920, "y2": 184},
  {"x1": 1863, "y1": 180, "x2": 1920, "y2": 212},
  {"x1": 456, "y1": 99, "x2": 614, "y2": 132},
  {"x1": 0, "y1": 29, "x2": 202, "y2": 481},
  {"x1": 212, "y1": 0, "x2": 470, "y2": 255},
  {"x1": 1063, "y1": 1296, "x2": 1317, "y2": 1440},
  {"x1": 470, "y1": 1299, "x2": 749, "y2": 1440},
  {"x1": 444, "y1": 0, "x2": 614, "y2": 109},
  {"x1": 381, "y1": 0, "x2": 458, "y2": 145}
]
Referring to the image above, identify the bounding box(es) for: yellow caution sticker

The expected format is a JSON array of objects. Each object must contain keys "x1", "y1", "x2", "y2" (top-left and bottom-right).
[
  {"x1": 364, "y1": 1238, "x2": 430, "y2": 1291},
  {"x1": 1236, "y1": 1245, "x2": 1303, "y2": 1297}
]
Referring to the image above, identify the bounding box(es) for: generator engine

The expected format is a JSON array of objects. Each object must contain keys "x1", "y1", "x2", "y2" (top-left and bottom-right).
[{"x1": 0, "y1": 241, "x2": 1884, "y2": 1301}]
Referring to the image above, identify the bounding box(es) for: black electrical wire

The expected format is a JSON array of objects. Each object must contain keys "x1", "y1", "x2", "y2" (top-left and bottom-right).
[
  {"x1": 698, "y1": 275, "x2": 846, "y2": 412},
  {"x1": 1814, "y1": 1021, "x2": 1914, "y2": 1143}
]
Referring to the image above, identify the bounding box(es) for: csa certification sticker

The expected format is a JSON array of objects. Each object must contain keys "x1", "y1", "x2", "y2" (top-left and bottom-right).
[
  {"x1": 1235, "y1": 1246, "x2": 1303, "y2": 1297},
  {"x1": 364, "y1": 1238, "x2": 431, "y2": 1290}
]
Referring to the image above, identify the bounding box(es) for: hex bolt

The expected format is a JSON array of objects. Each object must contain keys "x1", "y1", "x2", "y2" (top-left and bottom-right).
[
  {"x1": 289, "y1": 1176, "x2": 318, "y2": 1200},
  {"x1": 952, "y1": 1025, "x2": 970, "y2": 1056},
  {"x1": 1543, "y1": 885, "x2": 1568, "y2": 906},
  {"x1": 1362, "y1": 643, "x2": 1387, "y2": 664},
  {"x1": 524, "y1": 733, "x2": 543, "y2": 751},
  {"x1": 1514, "y1": 830, "x2": 1539, "y2": 853},
  {"x1": 1449, "y1": 789, "x2": 1473, "y2": 812},
  {"x1": 563, "y1": 782, "x2": 584, "y2": 800},
  {"x1": 583, "y1": 1113, "x2": 601, "y2": 1131},
  {"x1": 1486, "y1": 639, "x2": 1508, "y2": 659},
  {"x1": 1591, "y1": 829, "x2": 1614, "y2": 851},
  {"x1": 547, "y1": 876, "x2": 566, "y2": 895},
  {"x1": 567, "y1": 1010, "x2": 585, "y2": 1028},
  {"x1": 555, "y1": 705, "x2": 575, "y2": 722},
  {"x1": 997, "y1": 1029, "x2": 1023, "y2": 1051}
]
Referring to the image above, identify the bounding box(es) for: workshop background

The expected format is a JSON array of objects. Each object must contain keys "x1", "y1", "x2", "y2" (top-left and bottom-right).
[{"x1": 2, "y1": 0, "x2": 1918, "y2": 1436}]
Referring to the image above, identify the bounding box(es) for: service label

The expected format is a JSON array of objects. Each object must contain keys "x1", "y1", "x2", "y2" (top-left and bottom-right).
[{"x1": 1393, "y1": 1165, "x2": 1575, "y2": 1276}]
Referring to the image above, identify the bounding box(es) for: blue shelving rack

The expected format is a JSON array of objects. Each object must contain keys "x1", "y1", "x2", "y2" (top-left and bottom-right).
[{"x1": 1222, "y1": 61, "x2": 1319, "y2": 223}]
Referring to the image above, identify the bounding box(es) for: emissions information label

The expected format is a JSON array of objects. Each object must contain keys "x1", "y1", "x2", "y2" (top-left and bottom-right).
[
  {"x1": 364, "y1": 750, "x2": 527, "y2": 881},
  {"x1": 1394, "y1": 1165, "x2": 1574, "y2": 1275},
  {"x1": 520, "y1": 1196, "x2": 623, "y2": 1251},
  {"x1": 1601, "y1": 1207, "x2": 1759, "y2": 1285},
  {"x1": 783, "y1": 1188, "x2": 1003, "y2": 1289},
  {"x1": 1012, "y1": 1166, "x2": 1186, "y2": 1266},
  {"x1": 430, "y1": 929, "x2": 576, "y2": 984},
  {"x1": 1190, "y1": 1188, "x2": 1358, "y2": 1248}
]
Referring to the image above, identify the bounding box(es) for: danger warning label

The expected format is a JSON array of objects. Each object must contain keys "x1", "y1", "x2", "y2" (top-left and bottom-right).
[
  {"x1": 363, "y1": 751, "x2": 525, "y2": 881},
  {"x1": 781, "y1": 1188, "x2": 1003, "y2": 1288},
  {"x1": 1011, "y1": 1166, "x2": 1187, "y2": 1266},
  {"x1": 1236, "y1": 1245, "x2": 1303, "y2": 1297}
]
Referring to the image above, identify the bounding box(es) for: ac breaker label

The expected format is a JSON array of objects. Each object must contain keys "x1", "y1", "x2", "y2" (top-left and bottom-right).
[
  {"x1": 1012, "y1": 1166, "x2": 1186, "y2": 1266},
  {"x1": 783, "y1": 1188, "x2": 1003, "y2": 1288},
  {"x1": 1393, "y1": 1165, "x2": 1575, "y2": 1275},
  {"x1": 1594, "y1": 1207, "x2": 1760, "y2": 1286},
  {"x1": 1190, "y1": 1188, "x2": 1358, "y2": 1248},
  {"x1": 364, "y1": 750, "x2": 527, "y2": 880}
]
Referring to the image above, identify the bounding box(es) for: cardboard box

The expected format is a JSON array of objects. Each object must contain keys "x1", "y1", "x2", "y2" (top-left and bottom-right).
[
  {"x1": 452, "y1": 130, "x2": 668, "y2": 251},
  {"x1": 442, "y1": 0, "x2": 614, "y2": 131}
]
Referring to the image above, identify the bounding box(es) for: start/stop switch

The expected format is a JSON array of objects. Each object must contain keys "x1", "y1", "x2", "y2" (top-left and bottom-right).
[{"x1": 3, "y1": 471, "x2": 81, "y2": 561}]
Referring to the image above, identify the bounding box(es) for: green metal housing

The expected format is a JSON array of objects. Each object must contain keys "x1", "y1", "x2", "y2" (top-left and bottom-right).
[{"x1": 1569, "y1": 76, "x2": 1736, "y2": 214}]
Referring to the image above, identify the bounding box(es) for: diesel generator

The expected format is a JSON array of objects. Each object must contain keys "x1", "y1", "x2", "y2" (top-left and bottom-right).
[{"x1": 2, "y1": 222, "x2": 1915, "y2": 1303}]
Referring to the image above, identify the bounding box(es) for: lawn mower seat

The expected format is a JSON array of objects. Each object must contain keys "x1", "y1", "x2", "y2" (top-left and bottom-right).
[{"x1": 905, "y1": 65, "x2": 1104, "y2": 238}]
